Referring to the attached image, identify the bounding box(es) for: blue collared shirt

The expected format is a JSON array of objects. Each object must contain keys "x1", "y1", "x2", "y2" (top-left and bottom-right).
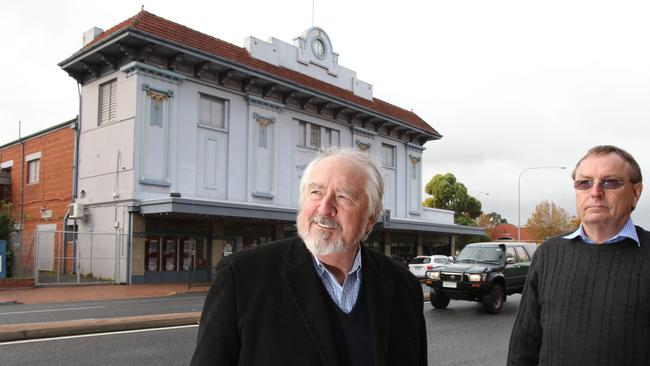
[
  {"x1": 311, "y1": 247, "x2": 362, "y2": 314},
  {"x1": 563, "y1": 217, "x2": 640, "y2": 246}
]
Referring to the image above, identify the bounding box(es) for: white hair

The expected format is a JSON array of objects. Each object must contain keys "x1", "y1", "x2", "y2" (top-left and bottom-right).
[{"x1": 299, "y1": 148, "x2": 384, "y2": 226}]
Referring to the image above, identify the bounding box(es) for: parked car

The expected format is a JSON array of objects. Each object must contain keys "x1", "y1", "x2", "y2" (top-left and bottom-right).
[
  {"x1": 408, "y1": 255, "x2": 452, "y2": 279},
  {"x1": 424, "y1": 242, "x2": 537, "y2": 314}
]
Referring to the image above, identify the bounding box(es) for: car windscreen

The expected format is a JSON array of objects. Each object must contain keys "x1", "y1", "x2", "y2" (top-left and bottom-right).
[
  {"x1": 455, "y1": 247, "x2": 503, "y2": 263},
  {"x1": 409, "y1": 257, "x2": 431, "y2": 264}
]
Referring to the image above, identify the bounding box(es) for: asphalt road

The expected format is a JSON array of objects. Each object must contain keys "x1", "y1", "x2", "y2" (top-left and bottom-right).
[
  {"x1": 424, "y1": 290, "x2": 521, "y2": 366},
  {"x1": 0, "y1": 293, "x2": 205, "y2": 325},
  {"x1": 1, "y1": 325, "x2": 199, "y2": 366},
  {"x1": 1, "y1": 291, "x2": 522, "y2": 366}
]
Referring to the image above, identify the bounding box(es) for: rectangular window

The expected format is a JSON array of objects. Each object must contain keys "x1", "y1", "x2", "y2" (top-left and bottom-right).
[
  {"x1": 298, "y1": 121, "x2": 306, "y2": 146},
  {"x1": 98, "y1": 79, "x2": 117, "y2": 125},
  {"x1": 382, "y1": 144, "x2": 396, "y2": 168},
  {"x1": 199, "y1": 94, "x2": 226, "y2": 129},
  {"x1": 330, "y1": 130, "x2": 340, "y2": 147},
  {"x1": 297, "y1": 120, "x2": 339, "y2": 149},
  {"x1": 309, "y1": 125, "x2": 320, "y2": 148},
  {"x1": 27, "y1": 159, "x2": 40, "y2": 184}
]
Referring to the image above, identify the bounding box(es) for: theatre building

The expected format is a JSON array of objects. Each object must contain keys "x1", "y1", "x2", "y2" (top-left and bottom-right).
[{"x1": 58, "y1": 11, "x2": 483, "y2": 284}]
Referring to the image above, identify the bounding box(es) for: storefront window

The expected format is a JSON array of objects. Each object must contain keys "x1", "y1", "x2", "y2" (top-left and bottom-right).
[
  {"x1": 195, "y1": 238, "x2": 208, "y2": 269},
  {"x1": 145, "y1": 236, "x2": 161, "y2": 272},
  {"x1": 162, "y1": 236, "x2": 178, "y2": 271},
  {"x1": 181, "y1": 237, "x2": 195, "y2": 271}
]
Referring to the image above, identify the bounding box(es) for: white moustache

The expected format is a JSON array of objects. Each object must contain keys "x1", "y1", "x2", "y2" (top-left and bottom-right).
[{"x1": 311, "y1": 216, "x2": 341, "y2": 230}]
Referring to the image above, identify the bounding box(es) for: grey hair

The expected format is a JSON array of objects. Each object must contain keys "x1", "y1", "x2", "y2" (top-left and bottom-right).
[
  {"x1": 299, "y1": 148, "x2": 384, "y2": 225},
  {"x1": 572, "y1": 145, "x2": 643, "y2": 183}
]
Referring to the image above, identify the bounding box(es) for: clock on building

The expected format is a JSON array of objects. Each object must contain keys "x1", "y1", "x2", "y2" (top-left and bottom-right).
[{"x1": 311, "y1": 38, "x2": 325, "y2": 59}]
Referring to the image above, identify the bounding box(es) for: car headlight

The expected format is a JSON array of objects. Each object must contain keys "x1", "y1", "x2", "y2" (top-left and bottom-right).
[
  {"x1": 426, "y1": 271, "x2": 441, "y2": 280},
  {"x1": 467, "y1": 273, "x2": 485, "y2": 282}
]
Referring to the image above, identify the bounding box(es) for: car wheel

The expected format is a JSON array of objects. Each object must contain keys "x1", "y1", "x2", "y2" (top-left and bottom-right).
[
  {"x1": 430, "y1": 291, "x2": 450, "y2": 309},
  {"x1": 482, "y1": 285, "x2": 504, "y2": 314}
]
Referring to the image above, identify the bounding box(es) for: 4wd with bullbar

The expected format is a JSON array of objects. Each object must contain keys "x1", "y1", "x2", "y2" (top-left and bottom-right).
[{"x1": 424, "y1": 242, "x2": 537, "y2": 314}]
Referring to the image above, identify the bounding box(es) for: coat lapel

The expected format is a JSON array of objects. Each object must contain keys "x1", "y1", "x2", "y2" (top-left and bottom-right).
[
  {"x1": 362, "y1": 246, "x2": 394, "y2": 366},
  {"x1": 281, "y1": 238, "x2": 338, "y2": 366}
]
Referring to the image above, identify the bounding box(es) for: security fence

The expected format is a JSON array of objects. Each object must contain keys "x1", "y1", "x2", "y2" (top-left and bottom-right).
[
  {"x1": 188, "y1": 265, "x2": 217, "y2": 290},
  {"x1": 34, "y1": 230, "x2": 127, "y2": 286}
]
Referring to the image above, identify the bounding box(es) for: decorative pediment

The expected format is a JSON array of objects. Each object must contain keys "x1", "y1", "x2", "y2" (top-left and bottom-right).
[{"x1": 294, "y1": 27, "x2": 339, "y2": 76}]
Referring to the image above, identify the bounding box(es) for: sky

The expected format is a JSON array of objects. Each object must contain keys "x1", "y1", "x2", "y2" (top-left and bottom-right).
[{"x1": 2, "y1": 0, "x2": 650, "y2": 227}]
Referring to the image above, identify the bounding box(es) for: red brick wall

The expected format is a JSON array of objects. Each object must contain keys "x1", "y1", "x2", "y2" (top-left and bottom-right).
[
  {"x1": 490, "y1": 223, "x2": 534, "y2": 242},
  {"x1": 0, "y1": 124, "x2": 75, "y2": 275}
]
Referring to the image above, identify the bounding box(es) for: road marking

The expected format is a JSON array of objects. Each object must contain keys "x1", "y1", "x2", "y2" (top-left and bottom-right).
[
  {"x1": 0, "y1": 324, "x2": 199, "y2": 345},
  {"x1": 0, "y1": 305, "x2": 106, "y2": 316}
]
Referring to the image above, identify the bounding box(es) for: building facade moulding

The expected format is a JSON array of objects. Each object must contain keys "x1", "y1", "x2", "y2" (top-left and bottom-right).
[
  {"x1": 352, "y1": 126, "x2": 377, "y2": 139},
  {"x1": 120, "y1": 61, "x2": 186, "y2": 85},
  {"x1": 248, "y1": 95, "x2": 284, "y2": 112}
]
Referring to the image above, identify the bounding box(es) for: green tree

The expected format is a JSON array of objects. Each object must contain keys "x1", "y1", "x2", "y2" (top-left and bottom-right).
[
  {"x1": 0, "y1": 201, "x2": 15, "y2": 277},
  {"x1": 0, "y1": 201, "x2": 14, "y2": 241},
  {"x1": 423, "y1": 173, "x2": 482, "y2": 224}
]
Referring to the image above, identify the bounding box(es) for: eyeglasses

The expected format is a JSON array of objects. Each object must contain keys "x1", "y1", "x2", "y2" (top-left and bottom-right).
[{"x1": 573, "y1": 179, "x2": 625, "y2": 190}]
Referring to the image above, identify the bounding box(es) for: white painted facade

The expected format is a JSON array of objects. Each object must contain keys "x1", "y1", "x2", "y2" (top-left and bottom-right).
[{"x1": 62, "y1": 20, "x2": 476, "y2": 283}]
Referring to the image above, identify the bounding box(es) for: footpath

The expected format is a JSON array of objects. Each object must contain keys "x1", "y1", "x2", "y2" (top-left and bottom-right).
[{"x1": 0, "y1": 283, "x2": 209, "y2": 342}]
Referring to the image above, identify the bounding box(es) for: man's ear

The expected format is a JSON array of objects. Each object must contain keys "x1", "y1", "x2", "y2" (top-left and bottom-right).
[
  {"x1": 633, "y1": 183, "x2": 643, "y2": 208},
  {"x1": 365, "y1": 218, "x2": 376, "y2": 236}
]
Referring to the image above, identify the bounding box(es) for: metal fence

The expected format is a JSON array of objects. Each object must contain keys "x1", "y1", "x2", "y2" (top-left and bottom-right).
[
  {"x1": 34, "y1": 230, "x2": 127, "y2": 286},
  {"x1": 188, "y1": 265, "x2": 217, "y2": 290}
]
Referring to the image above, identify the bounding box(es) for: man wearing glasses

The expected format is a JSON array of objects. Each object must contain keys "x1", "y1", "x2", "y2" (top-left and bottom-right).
[{"x1": 508, "y1": 145, "x2": 649, "y2": 365}]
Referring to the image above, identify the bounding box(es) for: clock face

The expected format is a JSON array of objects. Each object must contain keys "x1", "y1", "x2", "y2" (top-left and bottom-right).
[{"x1": 312, "y1": 38, "x2": 325, "y2": 58}]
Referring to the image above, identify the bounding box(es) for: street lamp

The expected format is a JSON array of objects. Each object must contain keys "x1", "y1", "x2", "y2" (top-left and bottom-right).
[{"x1": 518, "y1": 166, "x2": 566, "y2": 241}]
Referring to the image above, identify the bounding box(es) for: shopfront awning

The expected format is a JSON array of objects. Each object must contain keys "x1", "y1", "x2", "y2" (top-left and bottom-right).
[{"x1": 133, "y1": 197, "x2": 484, "y2": 236}]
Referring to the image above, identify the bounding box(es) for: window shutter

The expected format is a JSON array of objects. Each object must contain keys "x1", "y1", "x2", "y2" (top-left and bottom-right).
[{"x1": 99, "y1": 79, "x2": 117, "y2": 125}]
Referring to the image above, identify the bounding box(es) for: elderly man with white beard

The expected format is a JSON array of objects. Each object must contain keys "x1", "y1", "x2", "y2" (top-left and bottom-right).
[{"x1": 191, "y1": 148, "x2": 427, "y2": 366}]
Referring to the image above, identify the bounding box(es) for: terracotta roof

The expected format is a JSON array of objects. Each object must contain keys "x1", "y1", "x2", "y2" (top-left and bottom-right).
[{"x1": 84, "y1": 11, "x2": 439, "y2": 136}]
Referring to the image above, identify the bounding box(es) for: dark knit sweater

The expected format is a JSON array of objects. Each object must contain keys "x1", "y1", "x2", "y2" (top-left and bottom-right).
[
  {"x1": 507, "y1": 226, "x2": 650, "y2": 366},
  {"x1": 323, "y1": 284, "x2": 374, "y2": 366}
]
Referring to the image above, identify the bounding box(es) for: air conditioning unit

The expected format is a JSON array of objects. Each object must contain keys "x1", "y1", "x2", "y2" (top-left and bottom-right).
[{"x1": 69, "y1": 202, "x2": 85, "y2": 219}]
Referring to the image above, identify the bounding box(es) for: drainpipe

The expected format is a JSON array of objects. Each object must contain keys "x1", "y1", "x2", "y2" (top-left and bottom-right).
[
  {"x1": 18, "y1": 121, "x2": 25, "y2": 273},
  {"x1": 127, "y1": 210, "x2": 132, "y2": 285},
  {"x1": 70, "y1": 83, "x2": 82, "y2": 276},
  {"x1": 73, "y1": 83, "x2": 81, "y2": 203}
]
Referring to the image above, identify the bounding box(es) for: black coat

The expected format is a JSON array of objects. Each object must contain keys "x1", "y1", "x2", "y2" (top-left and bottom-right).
[{"x1": 190, "y1": 236, "x2": 427, "y2": 366}]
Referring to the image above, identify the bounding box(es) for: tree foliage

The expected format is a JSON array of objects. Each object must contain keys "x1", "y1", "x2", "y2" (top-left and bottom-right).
[
  {"x1": 0, "y1": 201, "x2": 15, "y2": 277},
  {"x1": 477, "y1": 211, "x2": 508, "y2": 237},
  {"x1": 526, "y1": 200, "x2": 575, "y2": 242},
  {"x1": 423, "y1": 173, "x2": 482, "y2": 224},
  {"x1": 0, "y1": 201, "x2": 14, "y2": 241}
]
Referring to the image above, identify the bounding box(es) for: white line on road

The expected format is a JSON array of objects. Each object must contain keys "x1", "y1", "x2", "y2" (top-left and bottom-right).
[
  {"x1": 0, "y1": 305, "x2": 106, "y2": 316},
  {"x1": 0, "y1": 324, "x2": 199, "y2": 345}
]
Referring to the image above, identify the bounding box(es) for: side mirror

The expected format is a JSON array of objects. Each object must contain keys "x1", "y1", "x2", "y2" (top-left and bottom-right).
[{"x1": 506, "y1": 257, "x2": 515, "y2": 265}]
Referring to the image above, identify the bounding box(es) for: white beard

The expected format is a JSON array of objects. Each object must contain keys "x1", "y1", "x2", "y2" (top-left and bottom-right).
[
  {"x1": 302, "y1": 229, "x2": 349, "y2": 256},
  {"x1": 297, "y1": 214, "x2": 367, "y2": 256}
]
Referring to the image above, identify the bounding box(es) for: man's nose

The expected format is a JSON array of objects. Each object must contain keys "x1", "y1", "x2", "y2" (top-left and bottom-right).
[
  {"x1": 317, "y1": 192, "x2": 337, "y2": 215},
  {"x1": 589, "y1": 181, "x2": 605, "y2": 196}
]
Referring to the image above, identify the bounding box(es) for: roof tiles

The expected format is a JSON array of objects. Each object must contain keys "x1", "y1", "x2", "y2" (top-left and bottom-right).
[{"x1": 84, "y1": 11, "x2": 439, "y2": 136}]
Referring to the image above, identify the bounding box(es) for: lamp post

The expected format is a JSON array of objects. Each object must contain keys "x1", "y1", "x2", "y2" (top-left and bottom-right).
[{"x1": 518, "y1": 166, "x2": 566, "y2": 241}]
